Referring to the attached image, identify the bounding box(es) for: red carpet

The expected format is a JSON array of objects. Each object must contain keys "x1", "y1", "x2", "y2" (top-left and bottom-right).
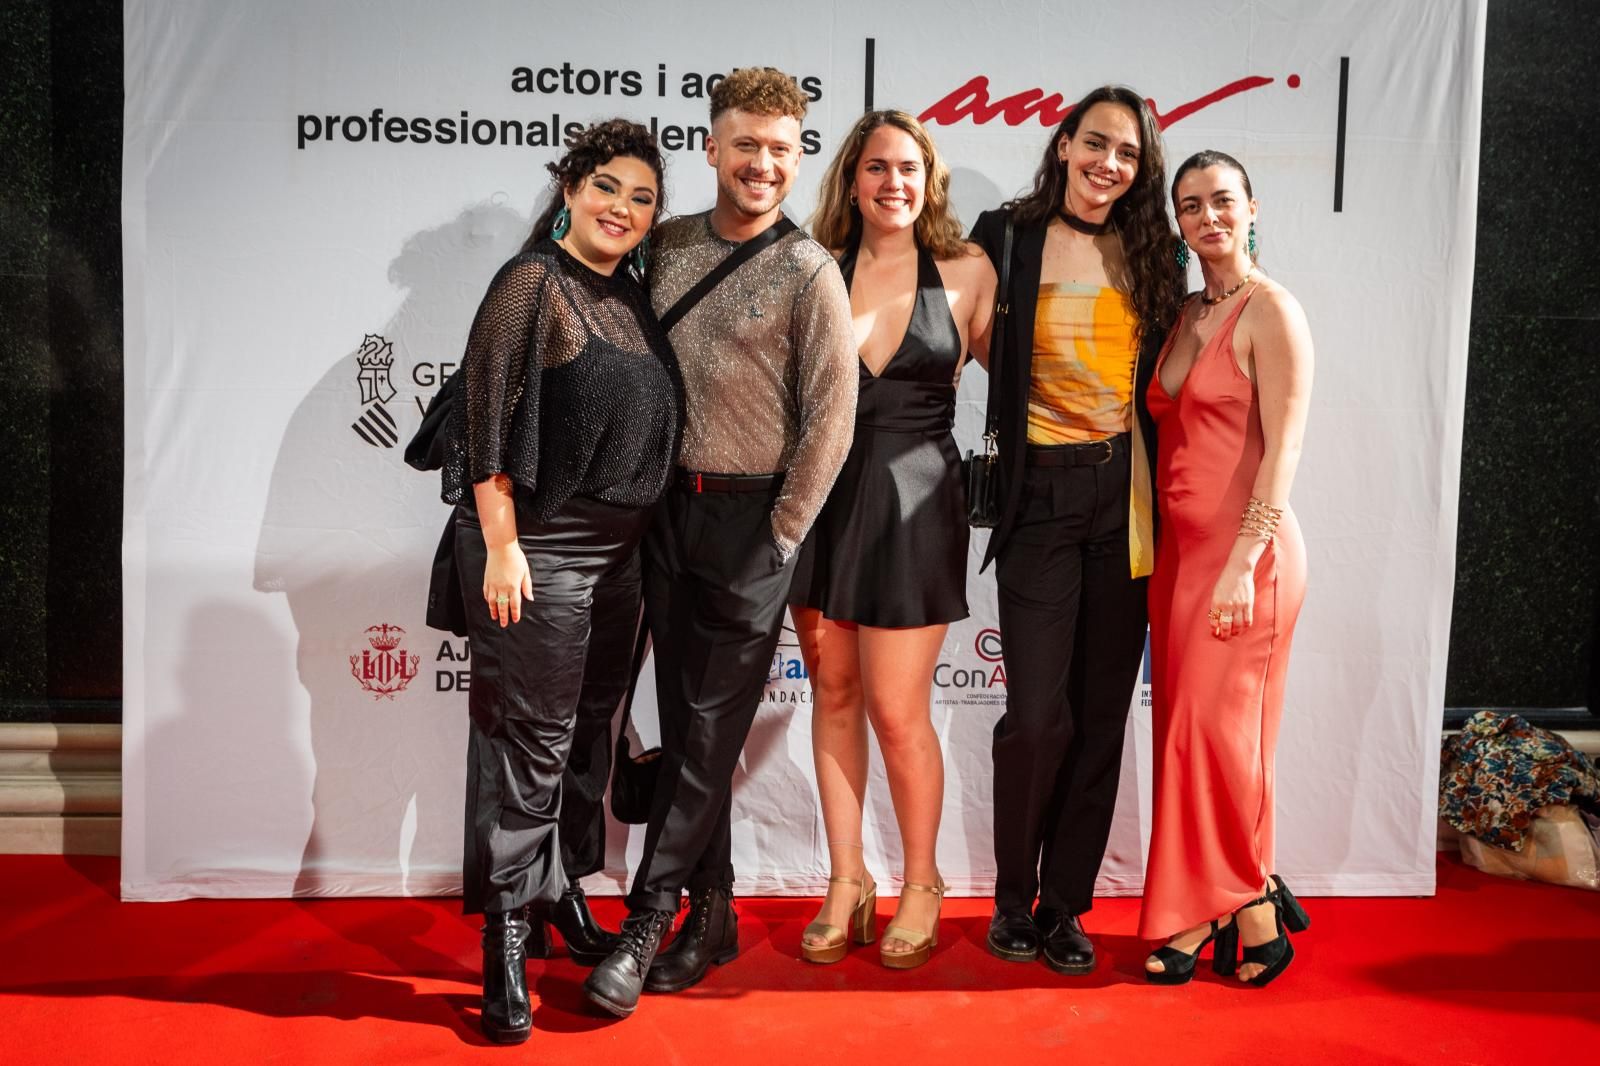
[{"x1": 1, "y1": 854, "x2": 1595, "y2": 1064}]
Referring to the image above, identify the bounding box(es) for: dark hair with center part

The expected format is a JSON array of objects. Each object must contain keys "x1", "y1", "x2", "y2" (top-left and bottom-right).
[{"x1": 1005, "y1": 85, "x2": 1182, "y2": 337}]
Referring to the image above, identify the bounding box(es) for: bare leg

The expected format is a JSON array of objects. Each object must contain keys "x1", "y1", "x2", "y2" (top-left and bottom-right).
[
  {"x1": 858, "y1": 623, "x2": 947, "y2": 952},
  {"x1": 1235, "y1": 884, "x2": 1277, "y2": 981},
  {"x1": 792, "y1": 606, "x2": 872, "y2": 944}
]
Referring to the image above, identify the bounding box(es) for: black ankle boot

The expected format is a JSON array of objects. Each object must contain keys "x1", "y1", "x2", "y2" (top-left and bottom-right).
[
  {"x1": 644, "y1": 885, "x2": 739, "y2": 993},
  {"x1": 480, "y1": 908, "x2": 533, "y2": 1044},
  {"x1": 583, "y1": 908, "x2": 675, "y2": 1018},
  {"x1": 546, "y1": 882, "x2": 619, "y2": 966}
]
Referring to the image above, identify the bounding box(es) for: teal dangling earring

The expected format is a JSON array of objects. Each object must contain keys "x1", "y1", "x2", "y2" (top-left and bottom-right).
[
  {"x1": 1175, "y1": 239, "x2": 1190, "y2": 270},
  {"x1": 1247, "y1": 221, "x2": 1258, "y2": 261},
  {"x1": 551, "y1": 205, "x2": 571, "y2": 240},
  {"x1": 629, "y1": 234, "x2": 650, "y2": 276}
]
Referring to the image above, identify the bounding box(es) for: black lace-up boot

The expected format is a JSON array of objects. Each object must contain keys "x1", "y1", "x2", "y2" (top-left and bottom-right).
[
  {"x1": 644, "y1": 885, "x2": 739, "y2": 992},
  {"x1": 583, "y1": 908, "x2": 675, "y2": 1018}
]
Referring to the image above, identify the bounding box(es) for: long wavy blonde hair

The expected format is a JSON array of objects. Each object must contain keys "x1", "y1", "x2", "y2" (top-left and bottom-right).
[{"x1": 811, "y1": 110, "x2": 970, "y2": 259}]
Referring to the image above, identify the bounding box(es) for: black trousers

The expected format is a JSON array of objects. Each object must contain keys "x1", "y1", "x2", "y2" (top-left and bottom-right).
[
  {"x1": 626, "y1": 481, "x2": 796, "y2": 912},
  {"x1": 456, "y1": 496, "x2": 649, "y2": 916},
  {"x1": 560, "y1": 548, "x2": 640, "y2": 882},
  {"x1": 992, "y1": 439, "x2": 1149, "y2": 918}
]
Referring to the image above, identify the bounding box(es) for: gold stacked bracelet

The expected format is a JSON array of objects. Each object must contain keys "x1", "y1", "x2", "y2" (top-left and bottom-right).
[{"x1": 1238, "y1": 496, "x2": 1284, "y2": 540}]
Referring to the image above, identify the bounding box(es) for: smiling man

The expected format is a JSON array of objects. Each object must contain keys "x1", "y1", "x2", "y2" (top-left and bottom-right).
[{"x1": 584, "y1": 67, "x2": 856, "y2": 1018}]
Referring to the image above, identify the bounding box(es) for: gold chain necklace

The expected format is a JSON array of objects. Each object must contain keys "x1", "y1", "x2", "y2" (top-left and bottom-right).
[{"x1": 1201, "y1": 268, "x2": 1256, "y2": 305}]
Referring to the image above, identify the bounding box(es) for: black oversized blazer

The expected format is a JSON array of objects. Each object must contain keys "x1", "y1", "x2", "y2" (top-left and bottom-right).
[{"x1": 968, "y1": 207, "x2": 1170, "y2": 572}]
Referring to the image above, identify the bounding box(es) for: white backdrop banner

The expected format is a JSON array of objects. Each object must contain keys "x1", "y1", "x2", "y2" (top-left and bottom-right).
[{"x1": 122, "y1": 0, "x2": 1484, "y2": 900}]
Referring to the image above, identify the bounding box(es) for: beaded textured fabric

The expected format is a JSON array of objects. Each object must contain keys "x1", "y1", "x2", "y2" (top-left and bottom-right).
[
  {"x1": 648, "y1": 212, "x2": 856, "y2": 555},
  {"x1": 440, "y1": 240, "x2": 682, "y2": 518}
]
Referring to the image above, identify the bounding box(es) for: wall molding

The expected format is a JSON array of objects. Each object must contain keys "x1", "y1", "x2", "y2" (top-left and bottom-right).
[{"x1": 0, "y1": 723, "x2": 120, "y2": 855}]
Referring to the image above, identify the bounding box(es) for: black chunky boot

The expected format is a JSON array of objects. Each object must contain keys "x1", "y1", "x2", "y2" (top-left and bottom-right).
[
  {"x1": 583, "y1": 908, "x2": 675, "y2": 1018},
  {"x1": 645, "y1": 885, "x2": 739, "y2": 993},
  {"x1": 546, "y1": 882, "x2": 620, "y2": 966},
  {"x1": 480, "y1": 908, "x2": 534, "y2": 1044}
]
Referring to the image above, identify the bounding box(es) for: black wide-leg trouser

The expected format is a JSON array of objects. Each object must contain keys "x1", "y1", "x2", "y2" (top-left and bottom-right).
[
  {"x1": 456, "y1": 496, "x2": 649, "y2": 916},
  {"x1": 626, "y1": 480, "x2": 796, "y2": 913},
  {"x1": 992, "y1": 439, "x2": 1149, "y2": 919}
]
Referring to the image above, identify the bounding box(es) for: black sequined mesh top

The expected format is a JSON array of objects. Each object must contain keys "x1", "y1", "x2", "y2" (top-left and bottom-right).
[{"x1": 440, "y1": 239, "x2": 682, "y2": 517}]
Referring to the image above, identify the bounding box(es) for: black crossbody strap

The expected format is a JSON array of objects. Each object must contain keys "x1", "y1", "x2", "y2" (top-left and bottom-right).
[
  {"x1": 613, "y1": 604, "x2": 653, "y2": 756},
  {"x1": 660, "y1": 215, "x2": 798, "y2": 333},
  {"x1": 984, "y1": 216, "x2": 1015, "y2": 438}
]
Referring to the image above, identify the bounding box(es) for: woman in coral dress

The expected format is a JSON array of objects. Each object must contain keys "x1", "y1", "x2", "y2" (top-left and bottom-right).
[{"x1": 1140, "y1": 151, "x2": 1314, "y2": 986}]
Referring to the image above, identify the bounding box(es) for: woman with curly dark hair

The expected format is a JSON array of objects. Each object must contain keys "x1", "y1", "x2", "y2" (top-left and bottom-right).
[
  {"x1": 967, "y1": 85, "x2": 1183, "y2": 976},
  {"x1": 436, "y1": 118, "x2": 681, "y2": 1043}
]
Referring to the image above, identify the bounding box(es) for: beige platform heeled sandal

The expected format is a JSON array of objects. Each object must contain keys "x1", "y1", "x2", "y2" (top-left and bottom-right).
[
  {"x1": 879, "y1": 877, "x2": 945, "y2": 970},
  {"x1": 800, "y1": 874, "x2": 878, "y2": 964}
]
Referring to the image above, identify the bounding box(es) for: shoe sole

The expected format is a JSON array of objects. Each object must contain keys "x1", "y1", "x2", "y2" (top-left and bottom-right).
[
  {"x1": 642, "y1": 945, "x2": 739, "y2": 993},
  {"x1": 481, "y1": 1021, "x2": 533, "y2": 1044},
  {"x1": 985, "y1": 933, "x2": 1040, "y2": 963},
  {"x1": 584, "y1": 986, "x2": 637, "y2": 1018},
  {"x1": 1041, "y1": 950, "x2": 1095, "y2": 975}
]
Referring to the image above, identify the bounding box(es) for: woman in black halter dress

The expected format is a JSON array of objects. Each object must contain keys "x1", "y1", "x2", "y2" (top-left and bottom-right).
[
  {"x1": 789, "y1": 110, "x2": 995, "y2": 970},
  {"x1": 789, "y1": 243, "x2": 969, "y2": 626}
]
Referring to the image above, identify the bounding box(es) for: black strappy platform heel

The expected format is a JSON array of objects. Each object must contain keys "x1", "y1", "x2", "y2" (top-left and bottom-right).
[{"x1": 1144, "y1": 918, "x2": 1225, "y2": 985}]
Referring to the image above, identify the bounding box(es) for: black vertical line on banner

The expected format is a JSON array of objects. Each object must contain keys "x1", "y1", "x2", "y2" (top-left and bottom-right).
[
  {"x1": 1334, "y1": 56, "x2": 1349, "y2": 212},
  {"x1": 864, "y1": 38, "x2": 875, "y2": 112}
]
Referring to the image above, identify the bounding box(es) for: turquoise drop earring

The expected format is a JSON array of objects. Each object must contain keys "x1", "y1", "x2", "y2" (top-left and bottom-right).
[
  {"x1": 1175, "y1": 239, "x2": 1190, "y2": 270},
  {"x1": 629, "y1": 234, "x2": 650, "y2": 276},
  {"x1": 1247, "y1": 222, "x2": 1257, "y2": 260},
  {"x1": 552, "y1": 206, "x2": 571, "y2": 240}
]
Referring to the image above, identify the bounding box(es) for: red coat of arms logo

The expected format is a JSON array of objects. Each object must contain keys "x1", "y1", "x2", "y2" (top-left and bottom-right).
[{"x1": 351, "y1": 623, "x2": 420, "y2": 699}]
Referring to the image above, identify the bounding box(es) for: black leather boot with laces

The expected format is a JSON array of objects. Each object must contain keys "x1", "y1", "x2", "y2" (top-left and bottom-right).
[
  {"x1": 645, "y1": 885, "x2": 739, "y2": 992},
  {"x1": 583, "y1": 908, "x2": 675, "y2": 1018}
]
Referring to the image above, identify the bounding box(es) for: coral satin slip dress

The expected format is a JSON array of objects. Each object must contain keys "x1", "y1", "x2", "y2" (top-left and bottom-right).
[{"x1": 1138, "y1": 286, "x2": 1307, "y2": 940}]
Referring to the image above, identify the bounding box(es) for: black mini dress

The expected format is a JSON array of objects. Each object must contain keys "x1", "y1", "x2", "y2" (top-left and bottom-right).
[{"x1": 788, "y1": 243, "x2": 970, "y2": 627}]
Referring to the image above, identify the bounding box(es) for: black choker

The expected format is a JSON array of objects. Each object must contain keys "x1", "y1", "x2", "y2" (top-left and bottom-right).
[{"x1": 1057, "y1": 209, "x2": 1109, "y2": 236}]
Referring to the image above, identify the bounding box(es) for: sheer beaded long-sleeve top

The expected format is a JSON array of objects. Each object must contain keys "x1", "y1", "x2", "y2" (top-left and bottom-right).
[
  {"x1": 647, "y1": 212, "x2": 857, "y2": 556},
  {"x1": 440, "y1": 239, "x2": 683, "y2": 518}
]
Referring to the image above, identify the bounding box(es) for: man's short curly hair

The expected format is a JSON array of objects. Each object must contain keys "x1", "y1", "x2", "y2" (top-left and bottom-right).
[{"x1": 709, "y1": 67, "x2": 809, "y2": 124}]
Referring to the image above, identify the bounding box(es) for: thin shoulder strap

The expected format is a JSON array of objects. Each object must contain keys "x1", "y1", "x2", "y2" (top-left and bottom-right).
[
  {"x1": 983, "y1": 216, "x2": 1014, "y2": 439},
  {"x1": 660, "y1": 215, "x2": 799, "y2": 333}
]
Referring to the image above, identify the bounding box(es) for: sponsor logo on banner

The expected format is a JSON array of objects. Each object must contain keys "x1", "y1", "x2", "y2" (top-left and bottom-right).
[
  {"x1": 350, "y1": 623, "x2": 420, "y2": 699},
  {"x1": 352, "y1": 334, "x2": 399, "y2": 448},
  {"x1": 765, "y1": 625, "x2": 812, "y2": 705},
  {"x1": 932, "y1": 627, "x2": 1008, "y2": 709}
]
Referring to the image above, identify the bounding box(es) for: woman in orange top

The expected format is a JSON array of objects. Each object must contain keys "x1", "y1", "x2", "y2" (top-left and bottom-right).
[
  {"x1": 1140, "y1": 151, "x2": 1313, "y2": 986},
  {"x1": 968, "y1": 85, "x2": 1183, "y2": 974}
]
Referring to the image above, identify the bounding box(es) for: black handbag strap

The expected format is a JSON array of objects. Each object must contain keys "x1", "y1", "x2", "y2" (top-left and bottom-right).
[
  {"x1": 614, "y1": 606, "x2": 654, "y2": 758},
  {"x1": 659, "y1": 215, "x2": 798, "y2": 333},
  {"x1": 982, "y1": 216, "x2": 1015, "y2": 446}
]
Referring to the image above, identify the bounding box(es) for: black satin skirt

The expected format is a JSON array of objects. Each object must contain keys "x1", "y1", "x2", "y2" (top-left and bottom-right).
[{"x1": 454, "y1": 494, "x2": 650, "y2": 915}]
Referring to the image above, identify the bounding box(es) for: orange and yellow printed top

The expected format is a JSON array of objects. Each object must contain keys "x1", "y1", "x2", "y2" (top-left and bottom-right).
[{"x1": 1027, "y1": 283, "x2": 1140, "y2": 444}]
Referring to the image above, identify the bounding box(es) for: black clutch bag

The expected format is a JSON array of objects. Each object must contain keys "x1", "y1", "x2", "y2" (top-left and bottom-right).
[
  {"x1": 963, "y1": 431, "x2": 1001, "y2": 528},
  {"x1": 609, "y1": 735, "x2": 662, "y2": 825}
]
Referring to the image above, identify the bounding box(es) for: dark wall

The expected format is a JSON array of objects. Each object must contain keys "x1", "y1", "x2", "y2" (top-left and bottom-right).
[
  {"x1": 0, "y1": 0, "x2": 122, "y2": 722},
  {"x1": 1445, "y1": 0, "x2": 1600, "y2": 711},
  {"x1": 0, "y1": 0, "x2": 1593, "y2": 720}
]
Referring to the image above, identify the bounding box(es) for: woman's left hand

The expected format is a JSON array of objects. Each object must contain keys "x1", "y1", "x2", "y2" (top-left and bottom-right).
[{"x1": 1207, "y1": 560, "x2": 1256, "y2": 640}]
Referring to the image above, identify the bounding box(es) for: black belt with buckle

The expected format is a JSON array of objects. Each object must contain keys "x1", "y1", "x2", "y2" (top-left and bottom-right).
[
  {"x1": 1025, "y1": 434, "x2": 1126, "y2": 468},
  {"x1": 673, "y1": 469, "x2": 785, "y2": 494}
]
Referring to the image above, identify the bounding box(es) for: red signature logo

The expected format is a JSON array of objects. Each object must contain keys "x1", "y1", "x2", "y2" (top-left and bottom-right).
[{"x1": 919, "y1": 74, "x2": 1292, "y2": 130}]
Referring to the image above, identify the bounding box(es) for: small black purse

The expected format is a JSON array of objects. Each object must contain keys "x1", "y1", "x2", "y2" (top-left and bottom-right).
[
  {"x1": 963, "y1": 215, "x2": 1012, "y2": 528},
  {"x1": 609, "y1": 611, "x2": 662, "y2": 825}
]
